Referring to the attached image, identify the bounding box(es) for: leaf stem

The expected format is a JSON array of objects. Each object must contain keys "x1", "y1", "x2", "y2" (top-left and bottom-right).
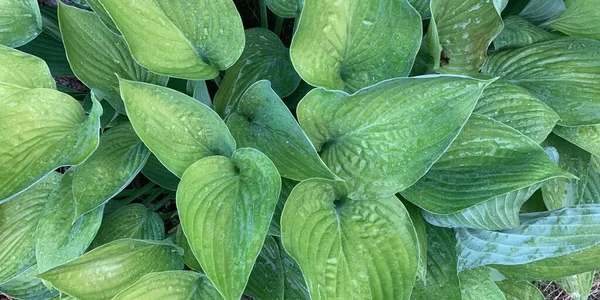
[
  {"x1": 275, "y1": 16, "x2": 284, "y2": 36},
  {"x1": 142, "y1": 188, "x2": 165, "y2": 206},
  {"x1": 259, "y1": 0, "x2": 269, "y2": 29}
]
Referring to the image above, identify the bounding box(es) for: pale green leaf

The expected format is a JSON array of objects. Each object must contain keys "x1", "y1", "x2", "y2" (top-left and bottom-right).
[
  {"x1": 245, "y1": 236, "x2": 284, "y2": 300},
  {"x1": 38, "y1": 239, "x2": 184, "y2": 300},
  {"x1": 549, "y1": 0, "x2": 600, "y2": 40},
  {"x1": 280, "y1": 242, "x2": 310, "y2": 300},
  {"x1": 91, "y1": 204, "x2": 165, "y2": 248},
  {"x1": 120, "y1": 79, "x2": 236, "y2": 177},
  {"x1": 227, "y1": 80, "x2": 335, "y2": 181},
  {"x1": 268, "y1": 178, "x2": 297, "y2": 237},
  {"x1": 97, "y1": 0, "x2": 245, "y2": 80},
  {"x1": 290, "y1": 0, "x2": 422, "y2": 92},
  {"x1": 214, "y1": 28, "x2": 300, "y2": 116},
  {"x1": 556, "y1": 272, "x2": 594, "y2": 300},
  {"x1": 482, "y1": 37, "x2": 600, "y2": 126},
  {"x1": 281, "y1": 179, "x2": 419, "y2": 300},
  {"x1": 84, "y1": 0, "x2": 118, "y2": 33},
  {"x1": 177, "y1": 148, "x2": 281, "y2": 299},
  {"x1": 402, "y1": 114, "x2": 573, "y2": 214},
  {"x1": 554, "y1": 124, "x2": 600, "y2": 157},
  {"x1": 298, "y1": 75, "x2": 490, "y2": 200},
  {"x1": 141, "y1": 154, "x2": 180, "y2": 191},
  {"x1": 582, "y1": 156, "x2": 600, "y2": 204},
  {"x1": 174, "y1": 226, "x2": 202, "y2": 271},
  {"x1": 0, "y1": 45, "x2": 54, "y2": 99},
  {"x1": 459, "y1": 267, "x2": 506, "y2": 300},
  {"x1": 408, "y1": 0, "x2": 431, "y2": 19},
  {"x1": 520, "y1": 0, "x2": 566, "y2": 23},
  {"x1": 495, "y1": 281, "x2": 545, "y2": 300},
  {"x1": 266, "y1": 0, "x2": 298, "y2": 18},
  {"x1": 0, "y1": 0, "x2": 41, "y2": 47},
  {"x1": 113, "y1": 271, "x2": 221, "y2": 300},
  {"x1": 0, "y1": 173, "x2": 60, "y2": 284},
  {"x1": 0, "y1": 265, "x2": 58, "y2": 300},
  {"x1": 493, "y1": 16, "x2": 556, "y2": 50}
]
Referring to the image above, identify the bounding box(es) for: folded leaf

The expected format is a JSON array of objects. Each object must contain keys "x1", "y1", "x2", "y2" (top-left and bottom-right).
[
  {"x1": 281, "y1": 179, "x2": 419, "y2": 300},
  {"x1": 0, "y1": 0, "x2": 41, "y2": 47},
  {"x1": 482, "y1": 37, "x2": 600, "y2": 126},
  {"x1": 141, "y1": 154, "x2": 180, "y2": 191},
  {"x1": 38, "y1": 239, "x2": 184, "y2": 300},
  {"x1": 519, "y1": 0, "x2": 566, "y2": 23},
  {"x1": 98, "y1": 0, "x2": 245, "y2": 80},
  {"x1": 495, "y1": 281, "x2": 545, "y2": 300},
  {"x1": 493, "y1": 16, "x2": 556, "y2": 51},
  {"x1": 0, "y1": 265, "x2": 58, "y2": 300},
  {"x1": 290, "y1": 0, "x2": 421, "y2": 92},
  {"x1": 245, "y1": 236, "x2": 284, "y2": 300},
  {"x1": 402, "y1": 114, "x2": 573, "y2": 214},
  {"x1": 266, "y1": 0, "x2": 298, "y2": 18},
  {"x1": 0, "y1": 45, "x2": 54, "y2": 99},
  {"x1": 549, "y1": 0, "x2": 600, "y2": 40},
  {"x1": 553, "y1": 124, "x2": 600, "y2": 157},
  {"x1": 91, "y1": 204, "x2": 165, "y2": 248},
  {"x1": 177, "y1": 148, "x2": 280, "y2": 299},
  {"x1": 174, "y1": 226, "x2": 202, "y2": 272},
  {"x1": 299, "y1": 75, "x2": 489, "y2": 199},
  {"x1": 120, "y1": 79, "x2": 236, "y2": 177},
  {"x1": 556, "y1": 271, "x2": 594, "y2": 300},
  {"x1": 112, "y1": 271, "x2": 221, "y2": 300}
]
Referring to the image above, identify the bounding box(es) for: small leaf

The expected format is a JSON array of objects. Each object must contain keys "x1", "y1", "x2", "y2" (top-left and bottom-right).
[
  {"x1": 245, "y1": 236, "x2": 284, "y2": 300},
  {"x1": 174, "y1": 226, "x2": 202, "y2": 271},
  {"x1": 266, "y1": 0, "x2": 298, "y2": 18},
  {"x1": 582, "y1": 156, "x2": 600, "y2": 204},
  {"x1": 112, "y1": 271, "x2": 221, "y2": 300},
  {"x1": 120, "y1": 79, "x2": 236, "y2": 177},
  {"x1": 227, "y1": 80, "x2": 336, "y2": 181},
  {"x1": 97, "y1": 0, "x2": 245, "y2": 80},
  {"x1": 141, "y1": 154, "x2": 180, "y2": 191},
  {"x1": 91, "y1": 204, "x2": 165, "y2": 248},
  {"x1": 519, "y1": 0, "x2": 566, "y2": 23},
  {"x1": 0, "y1": 0, "x2": 41, "y2": 47},
  {"x1": 553, "y1": 124, "x2": 600, "y2": 157},
  {"x1": 493, "y1": 16, "x2": 557, "y2": 50},
  {"x1": 298, "y1": 75, "x2": 490, "y2": 199},
  {"x1": 177, "y1": 148, "x2": 281, "y2": 300},
  {"x1": 549, "y1": 0, "x2": 600, "y2": 40},
  {"x1": 281, "y1": 179, "x2": 419, "y2": 300},
  {"x1": 458, "y1": 267, "x2": 506, "y2": 300},
  {"x1": 496, "y1": 281, "x2": 545, "y2": 300},
  {"x1": 290, "y1": 0, "x2": 422, "y2": 92},
  {"x1": 280, "y1": 243, "x2": 310, "y2": 300},
  {"x1": 0, "y1": 265, "x2": 58, "y2": 300},
  {"x1": 556, "y1": 271, "x2": 594, "y2": 300},
  {"x1": 38, "y1": 239, "x2": 184, "y2": 300},
  {"x1": 0, "y1": 45, "x2": 54, "y2": 98}
]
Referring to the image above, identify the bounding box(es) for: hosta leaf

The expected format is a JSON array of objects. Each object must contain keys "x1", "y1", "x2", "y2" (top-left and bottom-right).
[
  {"x1": 245, "y1": 236, "x2": 284, "y2": 300},
  {"x1": 58, "y1": 2, "x2": 168, "y2": 114},
  {"x1": 458, "y1": 267, "x2": 506, "y2": 300},
  {"x1": 0, "y1": 89, "x2": 102, "y2": 203},
  {"x1": 113, "y1": 271, "x2": 221, "y2": 300},
  {"x1": 174, "y1": 226, "x2": 202, "y2": 271},
  {"x1": 519, "y1": 0, "x2": 566, "y2": 23},
  {"x1": 214, "y1": 28, "x2": 300, "y2": 116},
  {"x1": 120, "y1": 79, "x2": 236, "y2": 177},
  {"x1": 298, "y1": 75, "x2": 489, "y2": 200},
  {"x1": 404, "y1": 202, "x2": 427, "y2": 283},
  {"x1": 227, "y1": 80, "x2": 335, "y2": 181},
  {"x1": 187, "y1": 80, "x2": 213, "y2": 108},
  {"x1": 269, "y1": 178, "x2": 297, "y2": 236},
  {"x1": 280, "y1": 243, "x2": 310, "y2": 300},
  {"x1": 474, "y1": 80, "x2": 559, "y2": 143},
  {"x1": 556, "y1": 272, "x2": 594, "y2": 300},
  {"x1": 266, "y1": 0, "x2": 298, "y2": 18},
  {"x1": 141, "y1": 154, "x2": 180, "y2": 191},
  {"x1": 91, "y1": 204, "x2": 165, "y2": 248},
  {"x1": 482, "y1": 37, "x2": 600, "y2": 126},
  {"x1": 582, "y1": 156, "x2": 600, "y2": 204},
  {"x1": 0, "y1": 173, "x2": 60, "y2": 284},
  {"x1": 402, "y1": 114, "x2": 573, "y2": 214},
  {"x1": 0, "y1": 265, "x2": 58, "y2": 300},
  {"x1": 553, "y1": 124, "x2": 600, "y2": 157},
  {"x1": 98, "y1": 0, "x2": 245, "y2": 80},
  {"x1": 0, "y1": 45, "x2": 54, "y2": 98},
  {"x1": 281, "y1": 179, "x2": 419, "y2": 300},
  {"x1": 177, "y1": 148, "x2": 280, "y2": 299},
  {"x1": 493, "y1": 16, "x2": 556, "y2": 50},
  {"x1": 409, "y1": 0, "x2": 431, "y2": 19},
  {"x1": 84, "y1": 0, "x2": 118, "y2": 33},
  {"x1": 457, "y1": 204, "x2": 600, "y2": 272},
  {"x1": 0, "y1": 0, "x2": 41, "y2": 47},
  {"x1": 427, "y1": 0, "x2": 503, "y2": 74},
  {"x1": 18, "y1": 29, "x2": 73, "y2": 76},
  {"x1": 38, "y1": 239, "x2": 184, "y2": 300},
  {"x1": 549, "y1": 0, "x2": 600, "y2": 40},
  {"x1": 496, "y1": 281, "x2": 545, "y2": 300},
  {"x1": 290, "y1": 0, "x2": 422, "y2": 92},
  {"x1": 36, "y1": 171, "x2": 104, "y2": 274}
]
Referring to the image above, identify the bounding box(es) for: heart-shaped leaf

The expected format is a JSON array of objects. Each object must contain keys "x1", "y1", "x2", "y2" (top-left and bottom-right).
[
  {"x1": 97, "y1": 0, "x2": 245, "y2": 80},
  {"x1": 548, "y1": 0, "x2": 600, "y2": 40},
  {"x1": 290, "y1": 0, "x2": 422, "y2": 92},
  {"x1": 496, "y1": 281, "x2": 545, "y2": 300},
  {"x1": 38, "y1": 239, "x2": 184, "y2": 300},
  {"x1": 266, "y1": 0, "x2": 298, "y2": 18},
  {"x1": 120, "y1": 79, "x2": 236, "y2": 177},
  {"x1": 0, "y1": 0, "x2": 41, "y2": 47},
  {"x1": 0, "y1": 265, "x2": 58, "y2": 300},
  {"x1": 281, "y1": 179, "x2": 419, "y2": 300},
  {"x1": 91, "y1": 204, "x2": 165, "y2": 248},
  {"x1": 493, "y1": 16, "x2": 556, "y2": 50},
  {"x1": 0, "y1": 45, "x2": 54, "y2": 99},
  {"x1": 177, "y1": 148, "x2": 281, "y2": 299},
  {"x1": 553, "y1": 124, "x2": 600, "y2": 157},
  {"x1": 112, "y1": 271, "x2": 221, "y2": 300},
  {"x1": 298, "y1": 75, "x2": 491, "y2": 199},
  {"x1": 245, "y1": 236, "x2": 284, "y2": 300}
]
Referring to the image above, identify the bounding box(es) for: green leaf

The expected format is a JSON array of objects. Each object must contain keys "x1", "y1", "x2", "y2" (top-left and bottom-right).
[
  {"x1": 177, "y1": 148, "x2": 281, "y2": 299},
  {"x1": 427, "y1": 0, "x2": 503, "y2": 74},
  {"x1": 496, "y1": 281, "x2": 545, "y2": 300},
  {"x1": 290, "y1": 0, "x2": 422, "y2": 92},
  {"x1": 556, "y1": 272, "x2": 594, "y2": 300},
  {"x1": 97, "y1": 0, "x2": 245, "y2": 80},
  {"x1": 474, "y1": 80, "x2": 559, "y2": 144},
  {"x1": 298, "y1": 75, "x2": 490, "y2": 200},
  {"x1": 227, "y1": 80, "x2": 335, "y2": 181},
  {"x1": 520, "y1": 0, "x2": 566, "y2": 23},
  {"x1": 38, "y1": 239, "x2": 184, "y2": 300},
  {"x1": 0, "y1": 265, "x2": 58, "y2": 300},
  {"x1": 174, "y1": 226, "x2": 202, "y2": 271},
  {"x1": 548, "y1": 0, "x2": 600, "y2": 40},
  {"x1": 119, "y1": 79, "x2": 236, "y2": 177},
  {"x1": 582, "y1": 156, "x2": 600, "y2": 204},
  {"x1": 409, "y1": 0, "x2": 431, "y2": 19},
  {"x1": 482, "y1": 37, "x2": 600, "y2": 126},
  {"x1": 402, "y1": 114, "x2": 573, "y2": 214},
  {"x1": 281, "y1": 179, "x2": 419, "y2": 300},
  {"x1": 58, "y1": 2, "x2": 168, "y2": 114},
  {"x1": 187, "y1": 80, "x2": 213, "y2": 108},
  {"x1": 245, "y1": 236, "x2": 284, "y2": 300},
  {"x1": 112, "y1": 271, "x2": 221, "y2": 300},
  {"x1": 35, "y1": 171, "x2": 104, "y2": 274},
  {"x1": 0, "y1": 173, "x2": 60, "y2": 284},
  {"x1": 71, "y1": 123, "x2": 150, "y2": 219},
  {"x1": 17, "y1": 29, "x2": 73, "y2": 76},
  {"x1": 84, "y1": 0, "x2": 118, "y2": 33},
  {"x1": 458, "y1": 267, "x2": 506, "y2": 300},
  {"x1": 493, "y1": 16, "x2": 556, "y2": 50},
  {"x1": 266, "y1": 0, "x2": 298, "y2": 18},
  {"x1": 404, "y1": 202, "x2": 428, "y2": 284},
  {"x1": 214, "y1": 28, "x2": 300, "y2": 116},
  {"x1": 553, "y1": 124, "x2": 600, "y2": 157},
  {"x1": 141, "y1": 154, "x2": 180, "y2": 191},
  {"x1": 91, "y1": 204, "x2": 165, "y2": 248},
  {"x1": 0, "y1": 0, "x2": 41, "y2": 47},
  {"x1": 0, "y1": 45, "x2": 54, "y2": 99},
  {"x1": 280, "y1": 242, "x2": 310, "y2": 300},
  {"x1": 0, "y1": 89, "x2": 102, "y2": 202},
  {"x1": 269, "y1": 178, "x2": 297, "y2": 236}
]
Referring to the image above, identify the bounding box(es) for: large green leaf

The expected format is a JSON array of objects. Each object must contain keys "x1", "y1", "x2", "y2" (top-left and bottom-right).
[
  {"x1": 266, "y1": 0, "x2": 298, "y2": 18},
  {"x1": 290, "y1": 0, "x2": 421, "y2": 92},
  {"x1": 227, "y1": 80, "x2": 335, "y2": 181},
  {"x1": 474, "y1": 80, "x2": 559, "y2": 143},
  {"x1": 214, "y1": 28, "x2": 300, "y2": 116},
  {"x1": 556, "y1": 271, "x2": 594, "y2": 300},
  {"x1": 84, "y1": 0, "x2": 118, "y2": 33},
  {"x1": 519, "y1": 0, "x2": 566, "y2": 23},
  {"x1": 174, "y1": 226, "x2": 202, "y2": 271},
  {"x1": 298, "y1": 76, "x2": 489, "y2": 200},
  {"x1": 141, "y1": 154, "x2": 180, "y2": 191},
  {"x1": 402, "y1": 114, "x2": 572, "y2": 214},
  {"x1": 18, "y1": 29, "x2": 73, "y2": 76},
  {"x1": 0, "y1": 45, "x2": 54, "y2": 99},
  {"x1": 0, "y1": 89, "x2": 102, "y2": 203},
  {"x1": 281, "y1": 179, "x2": 419, "y2": 300},
  {"x1": 493, "y1": 16, "x2": 556, "y2": 51},
  {"x1": 0, "y1": 265, "x2": 58, "y2": 300},
  {"x1": 97, "y1": 0, "x2": 245, "y2": 80},
  {"x1": 482, "y1": 37, "x2": 600, "y2": 126},
  {"x1": 0, "y1": 0, "x2": 41, "y2": 47},
  {"x1": 91, "y1": 204, "x2": 164, "y2": 248},
  {"x1": 177, "y1": 148, "x2": 280, "y2": 299},
  {"x1": 35, "y1": 171, "x2": 104, "y2": 274},
  {"x1": 120, "y1": 79, "x2": 236, "y2": 177},
  {"x1": 245, "y1": 236, "x2": 284, "y2": 300},
  {"x1": 38, "y1": 239, "x2": 184, "y2": 300},
  {"x1": 582, "y1": 156, "x2": 600, "y2": 204},
  {"x1": 553, "y1": 124, "x2": 600, "y2": 157},
  {"x1": 548, "y1": 0, "x2": 600, "y2": 40},
  {"x1": 495, "y1": 281, "x2": 544, "y2": 300},
  {"x1": 427, "y1": 0, "x2": 503, "y2": 74},
  {"x1": 113, "y1": 271, "x2": 221, "y2": 300},
  {"x1": 0, "y1": 173, "x2": 60, "y2": 284}
]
